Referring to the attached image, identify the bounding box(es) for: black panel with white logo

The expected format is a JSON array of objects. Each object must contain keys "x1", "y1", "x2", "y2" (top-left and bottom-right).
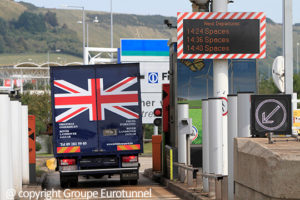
[{"x1": 251, "y1": 95, "x2": 291, "y2": 136}]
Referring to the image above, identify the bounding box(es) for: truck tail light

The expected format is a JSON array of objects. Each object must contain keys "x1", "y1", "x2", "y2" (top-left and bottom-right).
[
  {"x1": 60, "y1": 159, "x2": 76, "y2": 166},
  {"x1": 122, "y1": 155, "x2": 138, "y2": 163}
]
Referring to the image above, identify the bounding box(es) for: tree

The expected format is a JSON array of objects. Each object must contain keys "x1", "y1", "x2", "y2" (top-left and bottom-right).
[
  {"x1": 258, "y1": 74, "x2": 300, "y2": 95},
  {"x1": 45, "y1": 11, "x2": 58, "y2": 27},
  {"x1": 16, "y1": 11, "x2": 46, "y2": 33},
  {"x1": 259, "y1": 77, "x2": 279, "y2": 94},
  {"x1": 293, "y1": 74, "x2": 300, "y2": 98},
  {"x1": 0, "y1": 17, "x2": 8, "y2": 35},
  {"x1": 0, "y1": 36, "x2": 5, "y2": 53},
  {"x1": 21, "y1": 92, "x2": 52, "y2": 135}
]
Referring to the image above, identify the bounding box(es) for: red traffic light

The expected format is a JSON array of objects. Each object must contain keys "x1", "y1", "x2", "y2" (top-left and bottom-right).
[{"x1": 154, "y1": 108, "x2": 162, "y2": 117}]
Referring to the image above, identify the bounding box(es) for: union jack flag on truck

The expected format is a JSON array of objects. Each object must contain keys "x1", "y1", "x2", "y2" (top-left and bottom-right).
[{"x1": 54, "y1": 77, "x2": 139, "y2": 122}]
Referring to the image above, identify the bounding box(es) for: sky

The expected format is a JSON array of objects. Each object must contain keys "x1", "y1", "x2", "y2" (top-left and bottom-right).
[{"x1": 15, "y1": 0, "x2": 300, "y2": 23}]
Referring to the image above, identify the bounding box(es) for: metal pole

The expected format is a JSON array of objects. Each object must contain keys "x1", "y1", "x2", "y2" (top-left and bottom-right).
[
  {"x1": 212, "y1": 0, "x2": 228, "y2": 176},
  {"x1": 111, "y1": 0, "x2": 113, "y2": 49},
  {"x1": 237, "y1": 92, "x2": 253, "y2": 137},
  {"x1": 169, "y1": 41, "x2": 178, "y2": 148},
  {"x1": 230, "y1": 61, "x2": 234, "y2": 93},
  {"x1": 187, "y1": 137, "x2": 191, "y2": 165},
  {"x1": 202, "y1": 99, "x2": 209, "y2": 192},
  {"x1": 297, "y1": 43, "x2": 299, "y2": 74},
  {"x1": 208, "y1": 98, "x2": 223, "y2": 174},
  {"x1": 227, "y1": 95, "x2": 238, "y2": 200},
  {"x1": 283, "y1": 0, "x2": 293, "y2": 94},
  {"x1": 154, "y1": 125, "x2": 158, "y2": 136},
  {"x1": 178, "y1": 103, "x2": 189, "y2": 164},
  {"x1": 292, "y1": 93, "x2": 297, "y2": 110},
  {"x1": 0, "y1": 95, "x2": 13, "y2": 200},
  {"x1": 20, "y1": 69, "x2": 23, "y2": 94},
  {"x1": 47, "y1": 50, "x2": 50, "y2": 89},
  {"x1": 84, "y1": 46, "x2": 89, "y2": 65},
  {"x1": 83, "y1": 7, "x2": 86, "y2": 64},
  {"x1": 21, "y1": 105, "x2": 29, "y2": 185},
  {"x1": 87, "y1": 23, "x2": 89, "y2": 48}
]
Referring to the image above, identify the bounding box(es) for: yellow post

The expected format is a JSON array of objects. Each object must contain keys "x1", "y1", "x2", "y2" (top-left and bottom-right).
[{"x1": 170, "y1": 149, "x2": 173, "y2": 180}]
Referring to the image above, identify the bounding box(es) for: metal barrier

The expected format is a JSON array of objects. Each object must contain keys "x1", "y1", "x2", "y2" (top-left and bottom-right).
[
  {"x1": 171, "y1": 158, "x2": 228, "y2": 199},
  {"x1": 173, "y1": 162, "x2": 199, "y2": 187},
  {"x1": 203, "y1": 173, "x2": 228, "y2": 200}
]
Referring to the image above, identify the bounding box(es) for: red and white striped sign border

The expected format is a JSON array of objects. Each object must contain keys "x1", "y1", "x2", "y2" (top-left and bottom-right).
[{"x1": 177, "y1": 12, "x2": 266, "y2": 60}]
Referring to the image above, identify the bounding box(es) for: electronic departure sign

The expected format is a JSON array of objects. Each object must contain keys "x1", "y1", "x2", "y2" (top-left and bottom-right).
[
  {"x1": 177, "y1": 12, "x2": 266, "y2": 60},
  {"x1": 183, "y1": 19, "x2": 259, "y2": 54}
]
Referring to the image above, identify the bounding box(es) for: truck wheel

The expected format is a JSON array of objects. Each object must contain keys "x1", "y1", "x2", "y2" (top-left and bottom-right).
[
  {"x1": 120, "y1": 179, "x2": 129, "y2": 185},
  {"x1": 60, "y1": 178, "x2": 69, "y2": 188},
  {"x1": 129, "y1": 179, "x2": 138, "y2": 185},
  {"x1": 70, "y1": 176, "x2": 78, "y2": 188},
  {"x1": 60, "y1": 174, "x2": 78, "y2": 188}
]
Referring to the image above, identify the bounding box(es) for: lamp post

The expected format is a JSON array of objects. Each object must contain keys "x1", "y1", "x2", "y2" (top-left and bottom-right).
[
  {"x1": 47, "y1": 49, "x2": 61, "y2": 66},
  {"x1": 85, "y1": 17, "x2": 99, "y2": 48},
  {"x1": 110, "y1": 0, "x2": 113, "y2": 49},
  {"x1": 47, "y1": 49, "x2": 61, "y2": 90},
  {"x1": 87, "y1": 23, "x2": 89, "y2": 48},
  {"x1": 63, "y1": 5, "x2": 85, "y2": 63},
  {"x1": 297, "y1": 42, "x2": 299, "y2": 74}
]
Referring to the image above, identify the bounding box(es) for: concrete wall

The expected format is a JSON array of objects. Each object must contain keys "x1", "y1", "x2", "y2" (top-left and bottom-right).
[{"x1": 234, "y1": 138, "x2": 300, "y2": 200}]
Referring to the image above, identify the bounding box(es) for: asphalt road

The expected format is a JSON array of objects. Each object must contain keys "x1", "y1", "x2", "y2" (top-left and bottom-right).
[
  {"x1": 42, "y1": 172, "x2": 181, "y2": 199},
  {"x1": 36, "y1": 156, "x2": 180, "y2": 199}
]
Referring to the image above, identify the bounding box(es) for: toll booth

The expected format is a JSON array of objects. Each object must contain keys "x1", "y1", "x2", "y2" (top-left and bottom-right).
[{"x1": 166, "y1": 39, "x2": 258, "y2": 178}]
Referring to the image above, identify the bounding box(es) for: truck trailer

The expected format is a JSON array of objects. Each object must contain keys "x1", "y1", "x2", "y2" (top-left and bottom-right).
[{"x1": 50, "y1": 63, "x2": 143, "y2": 187}]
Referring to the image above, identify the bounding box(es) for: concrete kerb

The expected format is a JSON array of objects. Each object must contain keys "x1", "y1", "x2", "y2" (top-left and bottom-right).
[
  {"x1": 19, "y1": 166, "x2": 46, "y2": 199},
  {"x1": 143, "y1": 168, "x2": 210, "y2": 200},
  {"x1": 20, "y1": 171, "x2": 45, "y2": 194},
  {"x1": 22, "y1": 184, "x2": 42, "y2": 192},
  {"x1": 20, "y1": 184, "x2": 42, "y2": 200}
]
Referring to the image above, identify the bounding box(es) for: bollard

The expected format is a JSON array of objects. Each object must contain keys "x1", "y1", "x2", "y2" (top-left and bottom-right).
[
  {"x1": 28, "y1": 115, "x2": 36, "y2": 184},
  {"x1": 152, "y1": 135, "x2": 162, "y2": 171},
  {"x1": 209, "y1": 177, "x2": 215, "y2": 198},
  {"x1": 0, "y1": 95, "x2": 14, "y2": 200},
  {"x1": 208, "y1": 98, "x2": 223, "y2": 175},
  {"x1": 202, "y1": 99, "x2": 209, "y2": 192},
  {"x1": 237, "y1": 92, "x2": 253, "y2": 137},
  {"x1": 268, "y1": 132, "x2": 274, "y2": 144},
  {"x1": 196, "y1": 171, "x2": 202, "y2": 190},
  {"x1": 227, "y1": 95, "x2": 237, "y2": 200},
  {"x1": 11, "y1": 101, "x2": 23, "y2": 193},
  {"x1": 179, "y1": 166, "x2": 186, "y2": 183},
  {"x1": 21, "y1": 105, "x2": 29, "y2": 184},
  {"x1": 178, "y1": 103, "x2": 189, "y2": 164},
  {"x1": 187, "y1": 167, "x2": 193, "y2": 186}
]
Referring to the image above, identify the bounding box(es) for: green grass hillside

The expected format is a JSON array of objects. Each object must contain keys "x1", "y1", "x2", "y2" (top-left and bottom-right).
[
  {"x1": 0, "y1": 0, "x2": 177, "y2": 64},
  {"x1": 0, "y1": 0, "x2": 27, "y2": 20}
]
